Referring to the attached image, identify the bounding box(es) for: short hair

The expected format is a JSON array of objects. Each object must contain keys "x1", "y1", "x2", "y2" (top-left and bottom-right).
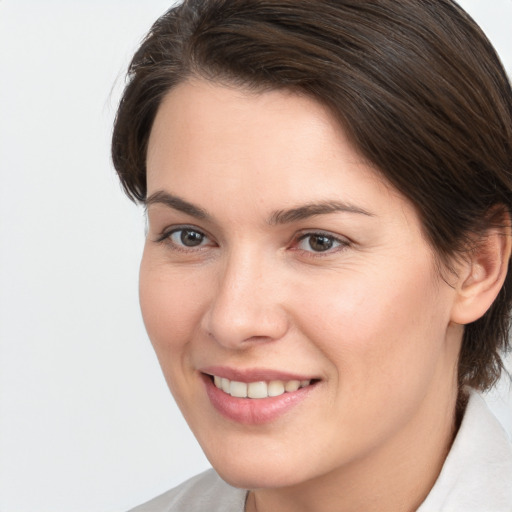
[{"x1": 112, "y1": 0, "x2": 512, "y2": 391}]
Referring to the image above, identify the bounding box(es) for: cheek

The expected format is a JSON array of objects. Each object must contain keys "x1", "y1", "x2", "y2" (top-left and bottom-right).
[
  {"x1": 139, "y1": 253, "x2": 208, "y2": 357},
  {"x1": 287, "y1": 262, "x2": 455, "y2": 452},
  {"x1": 291, "y1": 260, "x2": 450, "y2": 387}
]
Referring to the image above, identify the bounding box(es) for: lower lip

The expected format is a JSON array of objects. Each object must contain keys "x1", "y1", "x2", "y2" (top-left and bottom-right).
[{"x1": 202, "y1": 374, "x2": 315, "y2": 425}]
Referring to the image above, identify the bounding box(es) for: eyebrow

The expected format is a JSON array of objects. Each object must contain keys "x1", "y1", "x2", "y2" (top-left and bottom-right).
[
  {"x1": 145, "y1": 190, "x2": 374, "y2": 224},
  {"x1": 145, "y1": 190, "x2": 210, "y2": 220},
  {"x1": 268, "y1": 201, "x2": 374, "y2": 225}
]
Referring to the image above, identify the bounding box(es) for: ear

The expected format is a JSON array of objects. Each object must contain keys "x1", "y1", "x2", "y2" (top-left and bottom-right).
[{"x1": 451, "y1": 215, "x2": 512, "y2": 325}]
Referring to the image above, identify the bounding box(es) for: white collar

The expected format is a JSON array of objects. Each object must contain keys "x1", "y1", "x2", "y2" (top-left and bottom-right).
[{"x1": 418, "y1": 389, "x2": 512, "y2": 511}]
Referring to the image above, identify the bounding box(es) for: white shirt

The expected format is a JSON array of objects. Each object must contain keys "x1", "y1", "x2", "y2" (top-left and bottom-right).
[
  {"x1": 128, "y1": 390, "x2": 512, "y2": 511},
  {"x1": 417, "y1": 390, "x2": 512, "y2": 511}
]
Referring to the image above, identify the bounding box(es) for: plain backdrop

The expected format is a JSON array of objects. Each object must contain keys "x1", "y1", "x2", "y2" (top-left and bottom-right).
[{"x1": 0, "y1": 1, "x2": 511, "y2": 511}]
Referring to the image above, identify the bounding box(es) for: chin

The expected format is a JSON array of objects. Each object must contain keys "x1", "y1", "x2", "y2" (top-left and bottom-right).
[
  {"x1": 215, "y1": 465, "x2": 304, "y2": 490},
  {"x1": 203, "y1": 448, "x2": 318, "y2": 490}
]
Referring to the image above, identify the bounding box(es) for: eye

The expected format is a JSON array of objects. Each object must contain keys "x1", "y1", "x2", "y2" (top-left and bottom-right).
[
  {"x1": 157, "y1": 227, "x2": 213, "y2": 249},
  {"x1": 295, "y1": 232, "x2": 348, "y2": 253},
  {"x1": 171, "y1": 228, "x2": 206, "y2": 247}
]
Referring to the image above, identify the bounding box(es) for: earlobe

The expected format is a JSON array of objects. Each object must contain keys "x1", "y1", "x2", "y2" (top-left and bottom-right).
[{"x1": 451, "y1": 218, "x2": 512, "y2": 325}]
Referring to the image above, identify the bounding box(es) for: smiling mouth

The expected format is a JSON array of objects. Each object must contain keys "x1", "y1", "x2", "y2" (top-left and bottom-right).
[{"x1": 208, "y1": 374, "x2": 314, "y2": 399}]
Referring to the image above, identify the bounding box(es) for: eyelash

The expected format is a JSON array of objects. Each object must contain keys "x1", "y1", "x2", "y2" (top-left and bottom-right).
[
  {"x1": 155, "y1": 225, "x2": 215, "y2": 252},
  {"x1": 294, "y1": 231, "x2": 350, "y2": 256},
  {"x1": 155, "y1": 226, "x2": 350, "y2": 256}
]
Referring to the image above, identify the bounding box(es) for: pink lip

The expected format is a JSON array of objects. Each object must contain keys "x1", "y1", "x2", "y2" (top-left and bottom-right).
[
  {"x1": 199, "y1": 368, "x2": 318, "y2": 425},
  {"x1": 200, "y1": 365, "x2": 316, "y2": 383}
]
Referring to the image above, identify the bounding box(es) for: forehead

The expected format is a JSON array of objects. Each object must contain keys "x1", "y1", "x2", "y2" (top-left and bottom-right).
[
  {"x1": 147, "y1": 78, "x2": 347, "y2": 169},
  {"x1": 146, "y1": 79, "x2": 411, "y2": 224}
]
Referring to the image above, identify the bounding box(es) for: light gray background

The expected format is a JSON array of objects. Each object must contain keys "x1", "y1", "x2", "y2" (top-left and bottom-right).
[{"x1": 0, "y1": 1, "x2": 511, "y2": 511}]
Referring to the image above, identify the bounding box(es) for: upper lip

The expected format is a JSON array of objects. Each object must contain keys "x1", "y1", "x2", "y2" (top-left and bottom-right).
[{"x1": 199, "y1": 365, "x2": 318, "y2": 383}]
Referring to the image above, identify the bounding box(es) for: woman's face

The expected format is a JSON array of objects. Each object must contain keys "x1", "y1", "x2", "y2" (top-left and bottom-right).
[{"x1": 141, "y1": 79, "x2": 462, "y2": 489}]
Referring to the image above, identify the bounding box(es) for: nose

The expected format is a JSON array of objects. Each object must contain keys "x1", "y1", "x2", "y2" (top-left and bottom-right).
[{"x1": 200, "y1": 249, "x2": 289, "y2": 349}]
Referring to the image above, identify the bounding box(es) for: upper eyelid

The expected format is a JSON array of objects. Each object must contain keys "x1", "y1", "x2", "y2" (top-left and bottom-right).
[
  {"x1": 159, "y1": 223, "x2": 209, "y2": 236},
  {"x1": 292, "y1": 230, "x2": 352, "y2": 254},
  {"x1": 295, "y1": 229, "x2": 351, "y2": 243},
  {"x1": 155, "y1": 225, "x2": 212, "y2": 244}
]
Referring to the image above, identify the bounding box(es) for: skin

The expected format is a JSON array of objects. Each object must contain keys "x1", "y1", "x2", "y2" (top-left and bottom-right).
[{"x1": 140, "y1": 79, "x2": 498, "y2": 512}]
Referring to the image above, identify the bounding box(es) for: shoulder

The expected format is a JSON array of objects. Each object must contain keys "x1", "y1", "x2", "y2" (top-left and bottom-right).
[
  {"x1": 127, "y1": 469, "x2": 247, "y2": 512},
  {"x1": 418, "y1": 389, "x2": 512, "y2": 512}
]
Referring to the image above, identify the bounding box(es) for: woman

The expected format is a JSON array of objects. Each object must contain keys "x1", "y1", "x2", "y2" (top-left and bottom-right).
[{"x1": 112, "y1": 0, "x2": 512, "y2": 510}]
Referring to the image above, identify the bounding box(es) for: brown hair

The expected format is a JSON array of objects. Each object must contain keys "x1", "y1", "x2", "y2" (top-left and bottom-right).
[{"x1": 112, "y1": 0, "x2": 512, "y2": 391}]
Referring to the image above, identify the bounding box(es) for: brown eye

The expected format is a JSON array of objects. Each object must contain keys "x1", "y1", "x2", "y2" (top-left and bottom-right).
[
  {"x1": 167, "y1": 228, "x2": 209, "y2": 248},
  {"x1": 180, "y1": 229, "x2": 204, "y2": 247},
  {"x1": 308, "y1": 235, "x2": 334, "y2": 252},
  {"x1": 296, "y1": 232, "x2": 347, "y2": 253}
]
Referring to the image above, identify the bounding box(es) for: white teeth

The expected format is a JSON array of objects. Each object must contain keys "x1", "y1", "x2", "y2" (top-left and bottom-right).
[
  {"x1": 212, "y1": 376, "x2": 312, "y2": 399},
  {"x1": 248, "y1": 381, "x2": 268, "y2": 399},
  {"x1": 221, "y1": 378, "x2": 230, "y2": 393},
  {"x1": 268, "y1": 380, "x2": 285, "y2": 397},
  {"x1": 284, "y1": 380, "x2": 300, "y2": 392},
  {"x1": 230, "y1": 381, "x2": 248, "y2": 398}
]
